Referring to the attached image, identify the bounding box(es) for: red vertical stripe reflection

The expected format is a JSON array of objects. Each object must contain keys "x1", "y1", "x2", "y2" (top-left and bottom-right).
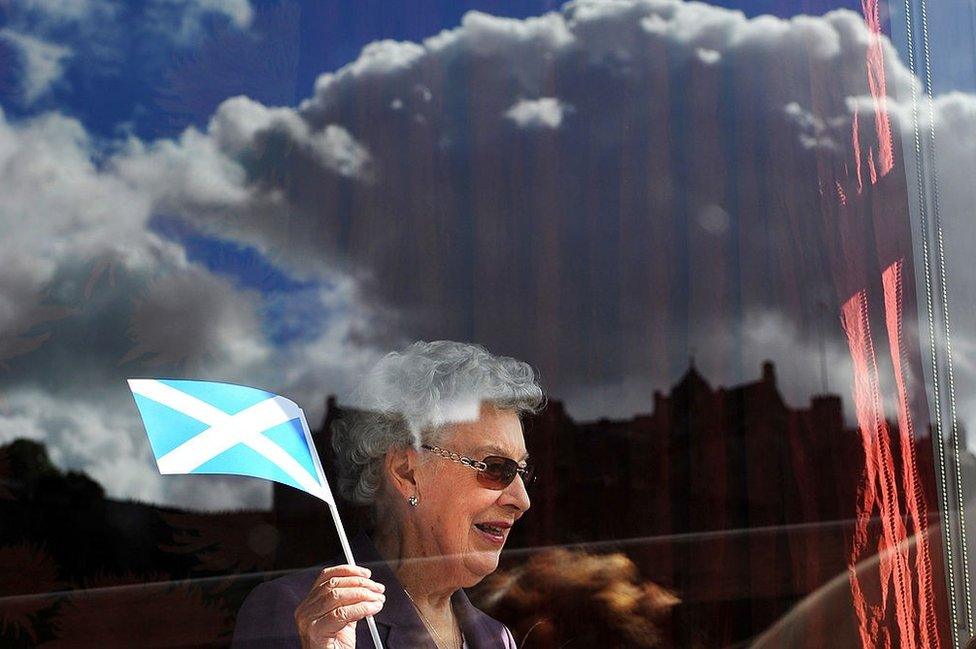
[
  {"x1": 842, "y1": 286, "x2": 939, "y2": 649},
  {"x1": 882, "y1": 259, "x2": 941, "y2": 649},
  {"x1": 837, "y1": 2, "x2": 935, "y2": 645},
  {"x1": 852, "y1": 110, "x2": 865, "y2": 195},
  {"x1": 859, "y1": 0, "x2": 895, "y2": 181},
  {"x1": 842, "y1": 291, "x2": 891, "y2": 649}
]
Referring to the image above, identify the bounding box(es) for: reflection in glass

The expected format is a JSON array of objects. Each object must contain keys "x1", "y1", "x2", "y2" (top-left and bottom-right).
[{"x1": 3, "y1": 0, "x2": 976, "y2": 646}]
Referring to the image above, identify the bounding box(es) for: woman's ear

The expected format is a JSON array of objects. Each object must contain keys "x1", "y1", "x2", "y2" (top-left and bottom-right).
[{"x1": 384, "y1": 445, "x2": 418, "y2": 499}]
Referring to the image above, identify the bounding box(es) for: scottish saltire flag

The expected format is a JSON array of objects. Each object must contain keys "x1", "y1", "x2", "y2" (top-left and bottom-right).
[{"x1": 127, "y1": 379, "x2": 333, "y2": 504}]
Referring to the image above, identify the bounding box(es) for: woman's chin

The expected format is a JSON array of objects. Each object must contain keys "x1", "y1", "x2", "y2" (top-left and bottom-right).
[
  {"x1": 464, "y1": 531, "x2": 503, "y2": 575},
  {"x1": 461, "y1": 553, "x2": 500, "y2": 584}
]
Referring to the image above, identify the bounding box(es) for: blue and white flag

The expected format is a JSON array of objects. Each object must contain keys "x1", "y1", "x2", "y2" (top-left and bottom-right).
[
  {"x1": 128, "y1": 378, "x2": 385, "y2": 649},
  {"x1": 127, "y1": 378, "x2": 333, "y2": 504}
]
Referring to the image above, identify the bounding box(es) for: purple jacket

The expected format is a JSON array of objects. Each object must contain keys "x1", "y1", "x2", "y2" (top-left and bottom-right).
[{"x1": 231, "y1": 532, "x2": 517, "y2": 648}]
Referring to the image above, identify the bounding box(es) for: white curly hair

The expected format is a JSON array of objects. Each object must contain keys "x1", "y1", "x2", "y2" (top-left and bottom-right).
[{"x1": 331, "y1": 340, "x2": 545, "y2": 506}]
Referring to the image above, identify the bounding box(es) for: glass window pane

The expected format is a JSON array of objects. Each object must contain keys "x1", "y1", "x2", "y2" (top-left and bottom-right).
[{"x1": 3, "y1": 0, "x2": 976, "y2": 647}]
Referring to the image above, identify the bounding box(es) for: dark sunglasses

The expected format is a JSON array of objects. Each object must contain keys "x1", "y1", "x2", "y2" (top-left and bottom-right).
[{"x1": 420, "y1": 444, "x2": 536, "y2": 490}]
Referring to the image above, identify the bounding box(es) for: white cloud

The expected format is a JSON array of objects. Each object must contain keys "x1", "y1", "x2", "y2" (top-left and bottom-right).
[
  {"x1": 208, "y1": 95, "x2": 304, "y2": 156},
  {"x1": 783, "y1": 101, "x2": 842, "y2": 152},
  {"x1": 113, "y1": 127, "x2": 253, "y2": 213},
  {"x1": 0, "y1": 105, "x2": 384, "y2": 510},
  {"x1": 0, "y1": 107, "x2": 256, "y2": 508},
  {"x1": 696, "y1": 47, "x2": 721, "y2": 65},
  {"x1": 433, "y1": 10, "x2": 575, "y2": 56},
  {"x1": 0, "y1": 109, "x2": 160, "y2": 287},
  {"x1": 888, "y1": 92, "x2": 976, "y2": 451},
  {"x1": 504, "y1": 97, "x2": 571, "y2": 129},
  {"x1": 272, "y1": 282, "x2": 392, "y2": 425},
  {"x1": 309, "y1": 125, "x2": 374, "y2": 180},
  {"x1": 339, "y1": 39, "x2": 425, "y2": 78},
  {"x1": 118, "y1": 266, "x2": 271, "y2": 371},
  {"x1": 0, "y1": 29, "x2": 72, "y2": 104}
]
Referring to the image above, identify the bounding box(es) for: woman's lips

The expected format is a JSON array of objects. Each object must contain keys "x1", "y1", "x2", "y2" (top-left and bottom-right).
[{"x1": 473, "y1": 521, "x2": 511, "y2": 546}]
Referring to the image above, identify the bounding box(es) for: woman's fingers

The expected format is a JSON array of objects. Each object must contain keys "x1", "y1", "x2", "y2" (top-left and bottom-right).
[
  {"x1": 301, "y1": 572, "x2": 385, "y2": 618},
  {"x1": 296, "y1": 564, "x2": 386, "y2": 646},
  {"x1": 305, "y1": 586, "x2": 385, "y2": 616},
  {"x1": 296, "y1": 575, "x2": 386, "y2": 640},
  {"x1": 304, "y1": 590, "x2": 386, "y2": 639},
  {"x1": 313, "y1": 564, "x2": 372, "y2": 585},
  {"x1": 312, "y1": 574, "x2": 385, "y2": 594}
]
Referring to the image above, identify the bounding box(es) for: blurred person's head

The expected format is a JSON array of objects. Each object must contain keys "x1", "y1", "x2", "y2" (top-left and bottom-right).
[
  {"x1": 474, "y1": 548, "x2": 682, "y2": 647},
  {"x1": 332, "y1": 340, "x2": 544, "y2": 588}
]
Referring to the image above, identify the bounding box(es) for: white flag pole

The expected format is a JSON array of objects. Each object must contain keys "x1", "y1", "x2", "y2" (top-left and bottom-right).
[
  {"x1": 326, "y1": 500, "x2": 385, "y2": 649},
  {"x1": 299, "y1": 409, "x2": 384, "y2": 649}
]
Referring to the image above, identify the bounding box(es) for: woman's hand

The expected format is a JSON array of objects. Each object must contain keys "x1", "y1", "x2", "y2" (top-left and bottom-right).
[{"x1": 294, "y1": 564, "x2": 386, "y2": 649}]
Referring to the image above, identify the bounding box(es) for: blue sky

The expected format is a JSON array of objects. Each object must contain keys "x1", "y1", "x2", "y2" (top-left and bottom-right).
[
  {"x1": 0, "y1": 0, "x2": 866, "y2": 140},
  {"x1": 1, "y1": 0, "x2": 564, "y2": 139}
]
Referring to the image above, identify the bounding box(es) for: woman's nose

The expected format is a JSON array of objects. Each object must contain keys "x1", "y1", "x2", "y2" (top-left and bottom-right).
[{"x1": 501, "y1": 474, "x2": 531, "y2": 512}]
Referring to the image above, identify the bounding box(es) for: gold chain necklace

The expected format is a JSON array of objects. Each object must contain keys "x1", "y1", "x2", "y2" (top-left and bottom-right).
[{"x1": 402, "y1": 588, "x2": 462, "y2": 649}]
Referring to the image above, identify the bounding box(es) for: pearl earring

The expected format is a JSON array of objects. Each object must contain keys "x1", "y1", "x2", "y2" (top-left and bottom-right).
[{"x1": 408, "y1": 495, "x2": 419, "y2": 507}]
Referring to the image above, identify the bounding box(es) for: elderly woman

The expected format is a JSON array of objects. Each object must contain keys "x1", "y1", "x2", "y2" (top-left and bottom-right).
[{"x1": 232, "y1": 340, "x2": 544, "y2": 648}]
